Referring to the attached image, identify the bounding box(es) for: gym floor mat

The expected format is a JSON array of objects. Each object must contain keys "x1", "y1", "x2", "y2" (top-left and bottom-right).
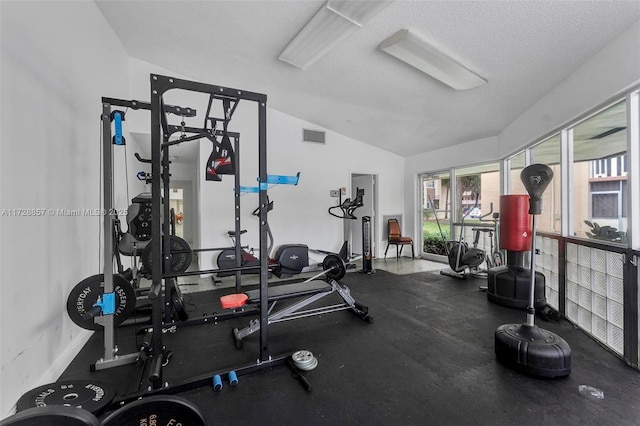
[{"x1": 60, "y1": 270, "x2": 640, "y2": 425}]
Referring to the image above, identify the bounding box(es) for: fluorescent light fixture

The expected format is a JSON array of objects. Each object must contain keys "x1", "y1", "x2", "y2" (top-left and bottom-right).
[
  {"x1": 279, "y1": 1, "x2": 393, "y2": 70},
  {"x1": 379, "y1": 29, "x2": 487, "y2": 90},
  {"x1": 327, "y1": 0, "x2": 393, "y2": 25}
]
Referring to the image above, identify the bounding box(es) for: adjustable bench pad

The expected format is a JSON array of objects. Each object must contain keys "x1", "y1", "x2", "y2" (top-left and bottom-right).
[{"x1": 245, "y1": 280, "x2": 332, "y2": 304}]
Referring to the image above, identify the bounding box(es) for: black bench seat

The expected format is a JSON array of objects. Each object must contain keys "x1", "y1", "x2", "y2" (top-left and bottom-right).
[{"x1": 244, "y1": 280, "x2": 332, "y2": 304}]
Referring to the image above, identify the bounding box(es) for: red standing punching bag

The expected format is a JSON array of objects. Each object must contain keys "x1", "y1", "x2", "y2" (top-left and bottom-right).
[
  {"x1": 499, "y1": 195, "x2": 531, "y2": 252},
  {"x1": 487, "y1": 194, "x2": 546, "y2": 310}
]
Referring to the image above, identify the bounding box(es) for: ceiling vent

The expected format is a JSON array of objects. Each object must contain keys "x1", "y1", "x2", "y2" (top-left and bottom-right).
[{"x1": 303, "y1": 129, "x2": 326, "y2": 144}]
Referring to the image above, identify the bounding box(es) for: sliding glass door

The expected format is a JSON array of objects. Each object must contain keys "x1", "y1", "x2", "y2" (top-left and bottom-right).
[{"x1": 420, "y1": 171, "x2": 451, "y2": 260}]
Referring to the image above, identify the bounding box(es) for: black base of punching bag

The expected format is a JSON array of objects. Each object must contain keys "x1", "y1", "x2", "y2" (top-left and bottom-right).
[
  {"x1": 495, "y1": 163, "x2": 571, "y2": 379},
  {"x1": 495, "y1": 323, "x2": 571, "y2": 377},
  {"x1": 487, "y1": 266, "x2": 546, "y2": 309}
]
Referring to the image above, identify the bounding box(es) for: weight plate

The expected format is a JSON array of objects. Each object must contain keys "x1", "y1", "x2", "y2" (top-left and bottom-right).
[
  {"x1": 67, "y1": 274, "x2": 137, "y2": 331},
  {"x1": 101, "y1": 395, "x2": 206, "y2": 426},
  {"x1": 171, "y1": 282, "x2": 189, "y2": 321},
  {"x1": 16, "y1": 380, "x2": 115, "y2": 415},
  {"x1": 322, "y1": 254, "x2": 346, "y2": 281},
  {"x1": 292, "y1": 350, "x2": 318, "y2": 371},
  {"x1": 292, "y1": 350, "x2": 314, "y2": 364},
  {"x1": 298, "y1": 357, "x2": 318, "y2": 371},
  {"x1": 0, "y1": 406, "x2": 100, "y2": 426},
  {"x1": 141, "y1": 235, "x2": 192, "y2": 274}
]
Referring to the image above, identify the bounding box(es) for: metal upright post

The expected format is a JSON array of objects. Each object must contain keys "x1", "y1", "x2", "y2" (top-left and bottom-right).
[
  {"x1": 258, "y1": 98, "x2": 269, "y2": 362},
  {"x1": 623, "y1": 90, "x2": 639, "y2": 367},
  {"x1": 101, "y1": 103, "x2": 116, "y2": 361},
  {"x1": 233, "y1": 135, "x2": 242, "y2": 293},
  {"x1": 149, "y1": 76, "x2": 165, "y2": 388},
  {"x1": 93, "y1": 101, "x2": 138, "y2": 371},
  {"x1": 162, "y1": 139, "x2": 173, "y2": 324}
]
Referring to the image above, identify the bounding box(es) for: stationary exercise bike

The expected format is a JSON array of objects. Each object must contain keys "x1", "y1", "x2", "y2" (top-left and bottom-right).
[
  {"x1": 471, "y1": 205, "x2": 503, "y2": 272},
  {"x1": 216, "y1": 199, "x2": 274, "y2": 277}
]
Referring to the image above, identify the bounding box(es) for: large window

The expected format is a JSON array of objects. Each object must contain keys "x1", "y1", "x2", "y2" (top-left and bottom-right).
[
  {"x1": 571, "y1": 100, "x2": 628, "y2": 244},
  {"x1": 452, "y1": 163, "x2": 501, "y2": 257},
  {"x1": 420, "y1": 171, "x2": 451, "y2": 257},
  {"x1": 417, "y1": 88, "x2": 640, "y2": 368},
  {"x1": 508, "y1": 151, "x2": 526, "y2": 195},
  {"x1": 531, "y1": 134, "x2": 562, "y2": 234},
  {"x1": 454, "y1": 163, "x2": 501, "y2": 223}
]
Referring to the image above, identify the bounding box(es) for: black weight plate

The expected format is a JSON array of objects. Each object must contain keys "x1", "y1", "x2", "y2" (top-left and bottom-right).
[
  {"x1": 322, "y1": 254, "x2": 346, "y2": 281},
  {"x1": 129, "y1": 202, "x2": 153, "y2": 241},
  {"x1": 16, "y1": 380, "x2": 115, "y2": 415},
  {"x1": 0, "y1": 406, "x2": 100, "y2": 426},
  {"x1": 67, "y1": 274, "x2": 137, "y2": 331},
  {"x1": 171, "y1": 283, "x2": 189, "y2": 321},
  {"x1": 141, "y1": 235, "x2": 192, "y2": 274},
  {"x1": 168, "y1": 235, "x2": 193, "y2": 273},
  {"x1": 101, "y1": 395, "x2": 206, "y2": 426}
]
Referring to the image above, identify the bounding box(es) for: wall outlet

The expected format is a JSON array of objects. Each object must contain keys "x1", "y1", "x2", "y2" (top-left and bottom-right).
[{"x1": 330, "y1": 189, "x2": 339, "y2": 197}]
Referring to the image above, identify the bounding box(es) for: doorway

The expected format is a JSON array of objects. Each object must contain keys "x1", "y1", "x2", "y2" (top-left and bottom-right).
[
  {"x1": 169, "y1": 188, "x2": 184, "y2": 238},
  {"x1": 351, "y1": 174, "x2": 377, "y2": 257},
  {"x1": 420, "y1": 171, "x2": 451, "y2": 261},
  {"x1": 169, "y1": 180, "x2": 194, "y2": 245}
]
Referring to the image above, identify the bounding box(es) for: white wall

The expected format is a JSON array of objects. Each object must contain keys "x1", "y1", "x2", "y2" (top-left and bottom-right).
[
  {"x1": 498, "y1": 20, "x2": 640, "y2": 158},
  {"x1": 264, "y1": 110, "x2": 404, "y2": 262},
  {"x1": 197, "y1": 105, "x2": 406, "y2": 271},
  {"x1": 0, "y1": 0, "x2": 130, "y2": 417}
]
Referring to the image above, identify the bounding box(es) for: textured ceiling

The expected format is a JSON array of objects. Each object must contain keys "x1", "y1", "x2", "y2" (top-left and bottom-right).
[{"x1": 95, "y1": 0, "x2": 640, "y2": 157}]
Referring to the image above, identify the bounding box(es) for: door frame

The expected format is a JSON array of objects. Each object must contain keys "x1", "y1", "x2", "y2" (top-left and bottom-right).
[{"x1": 351, "y1": 173, "x2": 378, "y2": 258}]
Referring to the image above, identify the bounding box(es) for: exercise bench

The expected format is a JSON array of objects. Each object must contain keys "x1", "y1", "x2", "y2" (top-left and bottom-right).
[{"x1": 220, "y1": 255, "x2": 373, "y2": 348}]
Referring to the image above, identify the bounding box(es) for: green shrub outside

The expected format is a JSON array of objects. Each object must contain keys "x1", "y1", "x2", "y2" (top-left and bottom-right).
[
  {"x1": 423, "y1": 221, "x2": 449, "y2": 255},
  {"x1": 423, "y1": 233, "x2": 448, "y2": 255}
]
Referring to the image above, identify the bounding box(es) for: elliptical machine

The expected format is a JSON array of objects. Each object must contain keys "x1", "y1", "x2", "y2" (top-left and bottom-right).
[
  {"x1": 440, "y1": 194, "x2": 486, "y2": 279},
  {"x1": 270, "y1": 188, "x2": 365, "y2": 278},
  {"x1": 328, "y1": 187, "x2": 364, "y2": 262}
]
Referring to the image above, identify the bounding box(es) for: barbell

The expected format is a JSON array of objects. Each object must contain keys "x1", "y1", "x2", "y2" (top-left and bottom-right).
[{"x1": 304, "y1": 253, "x2": 361, "y2": 283}]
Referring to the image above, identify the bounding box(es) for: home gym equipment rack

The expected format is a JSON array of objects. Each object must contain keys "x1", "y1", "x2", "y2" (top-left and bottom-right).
[
  {"x1": 149, "y1": 117, "x2": 299, "y2": 332},
  {"x1": 31, "y1": 77, "x2": 318, "y2": 423},
  {"x1": 97, "y1": 89, "x2": 261, "y2": 365},
  {"x1": 139, "y1": 74, "x2": 295, "y2": 394},
  {"x1": 81, "y1": 75, "x2": 354, "y2": 409},
  {"x1": 94, "y1": 97, "x2": 197, "y2": 372}
]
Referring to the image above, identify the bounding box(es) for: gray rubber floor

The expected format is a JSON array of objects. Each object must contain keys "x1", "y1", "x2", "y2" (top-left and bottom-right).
[{"x1": 60, "y1": 265, "x2": 640, "y2": 425}]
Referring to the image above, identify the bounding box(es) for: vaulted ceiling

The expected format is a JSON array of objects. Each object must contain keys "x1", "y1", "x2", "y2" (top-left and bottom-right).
[{"x1": 95, "y1": 1, "x2": 640, "y2": 157}]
